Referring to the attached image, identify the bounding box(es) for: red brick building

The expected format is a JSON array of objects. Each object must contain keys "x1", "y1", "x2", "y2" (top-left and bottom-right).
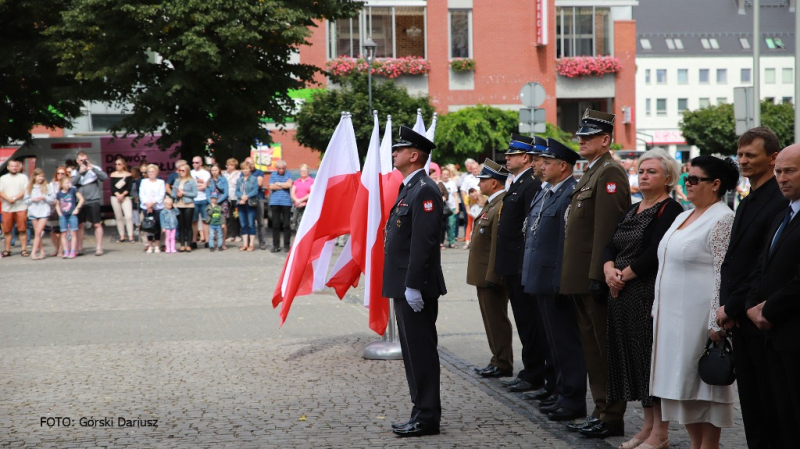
[{"x1": 276, "y1": 0, "x2": 638, "y2": 169}]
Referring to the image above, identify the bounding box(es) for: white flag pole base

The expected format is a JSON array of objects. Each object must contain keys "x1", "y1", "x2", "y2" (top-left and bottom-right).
[{"x1": 362, "y1": 298, "x2": 402, "y2": 360}]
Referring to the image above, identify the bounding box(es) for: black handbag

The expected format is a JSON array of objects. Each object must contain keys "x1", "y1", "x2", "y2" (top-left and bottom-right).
[
  {"x1": 698, "y1": 337, "x2": 736, "y2": 386},
  {"x1": 247, "y1": 197, "x2": 258, "y2": 207},
  {"x1": 141, "y1": 212, "x2": 158, "y2": 233}
]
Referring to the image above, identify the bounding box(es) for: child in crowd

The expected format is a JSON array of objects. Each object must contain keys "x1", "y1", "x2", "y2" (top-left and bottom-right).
[
  {"x1": 205, "y1": 193, "x2": 225, "y2": 252},
  {"x1": 160, "y1": 196, "x2": 179, "y2": 253},
  {"x1": 24, "y1": 168, "x2": 56, "y2": 260},
  {"x1": 56, "y1": 176, "x2": 84, "y2": 259}
]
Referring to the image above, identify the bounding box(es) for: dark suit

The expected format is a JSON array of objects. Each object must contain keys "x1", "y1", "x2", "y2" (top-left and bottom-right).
[
  {"x1": 466, "y1": 191, "x2": 512, "y2": 372},
  {"x1": 522, "y1": 176, "x2": 587, "y2": 412},
  {"x1": 720, "y1": 177, "x2": 785, "y2": 449},
  {"x1": 383, "y1": 170, "x2": 447, "y2": 426},
  {"x1": 560, "y1": 151, "x2": 630, "y2": 429},
  {"x1": 746, "y1": 203, "x2": 800, "y2": 448},
  {"x1": 494, "y1": 168, "x2": 550, "y2": 387}
]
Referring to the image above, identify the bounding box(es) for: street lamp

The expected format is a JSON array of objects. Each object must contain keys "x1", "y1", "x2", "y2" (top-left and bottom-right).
[{"x1": 363, "y1": 38, "x2": 378, "y2": 113}]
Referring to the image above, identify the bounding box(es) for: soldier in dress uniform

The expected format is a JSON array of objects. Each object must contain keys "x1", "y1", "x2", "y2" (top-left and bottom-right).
[
  {"x1": 467, "y1": 159, "x2": 513, "y2": 378},
  {"x1": 493, "y1": 134, "x2": 553, "y2": 394},
  {"x1": 530, "y1": 136, "x2": 548, "y2": 182},
  {"x1": 560, "y1": 109, "x2": 631, "y2": 438},
  {"x1": 521, "y1": 138, "x2": 588, "y2": 422},
  {"x1": 383, "y1": 125, "x2": 447, "y2": 438}
]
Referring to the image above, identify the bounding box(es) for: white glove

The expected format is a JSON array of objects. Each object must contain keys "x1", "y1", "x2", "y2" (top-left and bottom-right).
[{"x1": 404, "y1": 287, "x2": 424, "y2": 312}]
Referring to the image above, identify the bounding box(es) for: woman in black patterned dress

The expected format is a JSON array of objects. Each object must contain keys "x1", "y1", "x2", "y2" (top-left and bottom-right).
[{"x1": 601, "y1": 149, "x2": 684, "y2": 449}]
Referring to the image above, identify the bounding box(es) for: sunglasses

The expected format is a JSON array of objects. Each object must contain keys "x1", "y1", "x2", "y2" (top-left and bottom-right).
[
  {"x1": 56, "y1": 172, "x2": 66, "y2": 175},
  {"x1": 686, "y1": 175, "x2": 714, "y2": 186}
]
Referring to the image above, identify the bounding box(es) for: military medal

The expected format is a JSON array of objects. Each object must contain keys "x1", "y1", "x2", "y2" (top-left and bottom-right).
[
  {"x1": 396, "y1": 219, "x2": 402, "y2": 228},
  {"x1": 480, "y1": 228, "x2": 485, "y2": 234}
]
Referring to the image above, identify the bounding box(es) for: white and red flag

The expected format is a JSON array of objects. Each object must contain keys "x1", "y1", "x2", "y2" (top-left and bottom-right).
[
  {"x1": 272, "y1": 113, "x2": 361, "y2": 326},
  {"x1": 327, "y1": 113, "x2": 398, "y2": 335},
  {"x1": 424, "y1": 112, "x2": 437, "y2": 174}
]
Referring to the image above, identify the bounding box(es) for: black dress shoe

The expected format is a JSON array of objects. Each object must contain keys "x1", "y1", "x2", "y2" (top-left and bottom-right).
[
  {"x1": 271, "y1": 247, "x2": 282, "y2": 253},
  {"x1": 392, "y1": 421, "x2": 440, "y2": 437},
  {"x1": 474, "y1": 364, "x2": 493, "y2": 374},
  {"x1": 547, "y1": 407, "x2": 587, "y2": 422},
  {"x1": 391, "y1": 419, "x2": 414, "y2": 430},
  {"x1": 538, "y1": 395, "x2": 559, "y2": 406},
  {"x1": 501, "y1": 377, "x2": 523, "y2": 387},
  {"x1": 539, "y1": 402, "x2": 560, "y2": 413},
  {"x1": 579, "y1": 421, "x2": 624, "y2": 438},
  {"x1": 566, "y1": 416, "x2": 600, "y2": 432},
  {"x1": 522, "y1": 387, "x2": 552, "y2": 401},
  {"x1": 479, "y1": 366, "x2": 513, "y2": 378},
  {"x1": 508, "y1": 380, "x2": 537, "y2": 392}
]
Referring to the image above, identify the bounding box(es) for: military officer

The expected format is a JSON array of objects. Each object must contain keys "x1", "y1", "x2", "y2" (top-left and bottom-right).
[
  {"x1": 521, "y1": 138, "x2": 588, "y2": 422},
  {"x1": 494, "y1": 134, "x2": 553, "y2": 394},
  {"x1": 560, "y1": 109, "x2": 630, "y2": 438},
  {"x1": 530, "y1": 136, "x2": 548, "y2": 182},
  {"x1": 383, "y1": 125, "x2": 447, "y2": 438},
  {"x1": 467, "y1": 159, "x2": 513, "y2": 378}
]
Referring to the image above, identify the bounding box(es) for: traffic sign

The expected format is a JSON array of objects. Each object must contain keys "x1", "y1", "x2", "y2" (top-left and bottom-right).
[
  {"x1": 520, "y1": 82, "x2": 546, "y2": 108},
  {"x1": 519, "y1": 122, "x2": 546, "y2": 134},
  {"x1": 520, "y1": 108, "x2": 546, "y2": 124}
]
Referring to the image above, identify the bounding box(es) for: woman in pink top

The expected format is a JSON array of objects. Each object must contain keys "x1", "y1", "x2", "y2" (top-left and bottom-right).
[{"x1": 290, "y1": 164, "x2": 314, "y2": 231}]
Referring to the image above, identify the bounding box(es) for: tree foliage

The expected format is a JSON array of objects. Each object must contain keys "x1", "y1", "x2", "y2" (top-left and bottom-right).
[
  {"x1": 680, "y1": 100, "x2": 795, "y2": 155},
  {"x1": 295, "y1": 73, "x2": 434, "y2": 160},
  {"x1": 0, "y1": 0, "x2": 84, "y2": 145},
  {"x1": 41, "y1": 0, "x2": 360, "y2": 161}
]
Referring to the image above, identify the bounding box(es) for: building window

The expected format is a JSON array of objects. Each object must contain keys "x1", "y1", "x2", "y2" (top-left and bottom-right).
[
  {"x1": 677, "y1": 69, "x2": 688, "y2": 84},
  {"x1": 450, "y1": 9, "x2": 471, "y2": 58},
  {"x1": 701, "y1": 38, "x2": 709, "y2": 49},
  {"x1": 717, "y1": 97, "x2": 727, "y2": 104},
  {"x1": 783, "y1": 97, "x2": 793, "y2": 104},
  {"x1": 666, "y1": 39, "x2": 675, "y2": 50},
  {"x1": 656, "y1": 69, "x2": 667, "y2": 85},
  {"x1": 328, "y1": 6, "x2": 426, "y2": 59},
  {"x1": 699, "y1": 69, "x2": 710, "y2": 84},
  {"x1": 674, "y1": 38, "x2": 684, "y2": 50},
  {"x1": 656, "y1": 98, "x2": 667, "y2": 116},
  {"x1": 765, "y1": 68, "x2": 776, "y2": 84},
  {"x1": 740, "y1": 37, "x2": 750, "y2": 49},
  {"x1": 716, "y1": 69, "x2": 727, "y2": 84},
  {"x1": 699, "y1": 98, "x2": 710, "y2": 108},
  {"x1": 700, "y1": 38, "x2": 719, "y2": 50},
  {"x1": 665, "y1": 38, "x2": 684, "y2": 50},
  {"x1": 556, "y1": 6, "x2": 611, "y2": 58},
  {"x1": 645, "y1": 69, "x2": 651, "y2": 84},
  {"x1": 766, "y1": 37, "x2": 785, "y2": 49},
  {"x1": 765, "y1": 97, "x2": 775, "y2": 103},
  {"x1": 640, "y1": 39, "x2": 652, "y2": 50},
  {"x1": 646, "y1": 98, "x2": 651, "y2": 116},
  {"x1": 783, "y1": 68, "x2": 794, "y2": 84},
  {"x1": 741, "y1": 68, "x2": 751, "y2": 83},
  {"x1": 678, "y1": 98, "x2": 688, "y2": 112}
]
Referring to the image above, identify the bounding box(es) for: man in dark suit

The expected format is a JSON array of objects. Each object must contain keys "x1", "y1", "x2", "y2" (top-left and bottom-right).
[
  {"x1": 383, "y1": 125, "x2": 447, "y2": 437},
  {"x1": 494, "y1": 134, "x2": 551, "y2": 394},
  {"x1": 745, "y1": 144, "x2": 800, "y2": 448},
  {"x1": 716, "y1": 127, "x2": 785, "y2": 449},
  {"x1": 560, "y1": 109, "x2": 630, "y2": 438},
  {"x1": 467, "y1": 159, "x2": 512, "y2": 378},
  {"x1": 521, "y1": 138, "x2": 587, "y2": 422}
]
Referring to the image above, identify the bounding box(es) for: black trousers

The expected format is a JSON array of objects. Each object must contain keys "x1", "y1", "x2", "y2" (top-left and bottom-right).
[
  {"x1": 504, "y1": 274, "x2": 553, "y2": 388},
  {"x1": 539, "y1": 294, "x2": 587, "y2": 411},
  {"x1": 226, "y1": 200, "x2": 241, "y2": 238},
  {"x1": 394, "y1": 296, "x2": 441, "y2": 425},
  {"x1": 176, "y1": 207, "x2": 194, "y2": 247},
  {"x1": 270, "y1": 205, "x2": 291, "y2": 249},
  {"x1": 766, "y1": 342, "x2": 800, "y2": 448},
  {"x1": 733, "y1": 330, "x2": 780, "y2": 449}
]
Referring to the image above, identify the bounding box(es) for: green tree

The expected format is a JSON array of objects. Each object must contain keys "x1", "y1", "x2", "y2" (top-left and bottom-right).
[
  {"x1": 45, "y1": 0, "x2": 360, "y2": 161},
  {"x1": 680, "y1": 100, "x2": 794, "y2": 155},
  {"x1": 295, "y1": 73, "x2": 434, "y2": 160},
  {"x1": 0, "y1": 1, "x2": 83, "y2": 145}
]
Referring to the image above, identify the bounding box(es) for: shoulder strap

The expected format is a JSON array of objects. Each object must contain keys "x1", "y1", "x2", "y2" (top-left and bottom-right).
[{"x1": 657, "y1": 201, "x2": 669, "y2": 218}]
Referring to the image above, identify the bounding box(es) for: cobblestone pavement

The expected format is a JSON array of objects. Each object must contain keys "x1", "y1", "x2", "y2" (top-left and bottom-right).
[{"x1": 0, "y1": 232, "x2": 745, "y2": 448}]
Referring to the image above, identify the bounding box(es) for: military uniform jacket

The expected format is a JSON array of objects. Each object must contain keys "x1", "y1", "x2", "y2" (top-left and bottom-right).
[
  {"x1": 466, "y1": 191, "x2": 506, "y2": 288},
  {"x1": 382, "y1": 170, "x2": 447, "y2": 299},
  {"x1": 560, "y1": 152, "x2": 630, "y2": 294},
  {"x1": 494, "y1": 168, "x2": 542, "y2": 276},
  {"x1": 522, "y1": 176, "x2": 578, "y2": 295}
]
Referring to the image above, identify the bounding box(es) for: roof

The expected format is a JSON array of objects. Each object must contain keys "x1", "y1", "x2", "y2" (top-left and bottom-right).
[{"x1": 634, "y1": 0, "x2": 796, "y2": 56}]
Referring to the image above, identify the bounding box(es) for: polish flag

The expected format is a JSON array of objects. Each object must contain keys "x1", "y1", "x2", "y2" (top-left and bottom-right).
[{"x1": 272, "y1": 114, "x2": 361, "y2": 326}]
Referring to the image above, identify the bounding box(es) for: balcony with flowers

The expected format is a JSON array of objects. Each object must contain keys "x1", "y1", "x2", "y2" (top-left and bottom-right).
[
  {"x1": 555, "y1": 56, "x2": 622, "y2": 99},
  {"x1": 327, "y1": 56, "x2": 430, "y2": 96}
]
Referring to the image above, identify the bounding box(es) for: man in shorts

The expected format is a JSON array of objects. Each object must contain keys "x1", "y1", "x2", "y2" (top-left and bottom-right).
[
  {"x1": 0, "y1": 160, "x2": 30, "y2": 257},
  {"x1": 71, "y1": 151, "x2": 109, "y2": 256}
]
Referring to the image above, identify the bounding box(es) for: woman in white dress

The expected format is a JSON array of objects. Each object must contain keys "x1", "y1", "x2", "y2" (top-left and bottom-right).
[{"x1": 648, "y1": 156, "x2": 740, "y2": 449}]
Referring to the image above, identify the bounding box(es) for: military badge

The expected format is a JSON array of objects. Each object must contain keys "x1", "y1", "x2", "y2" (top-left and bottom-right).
[
  {"x1": 606, "y1": 182, "x2": 617, "y2": 194},
  {"x1": 423, "y1": 200, "x2": 434, "y2": 212},
  {"x1": 396, "y1": 219, "x2": 402, "y2": 228},
  {"x1": 480, "y1": 228, "x2": 485, "y2": 234}
]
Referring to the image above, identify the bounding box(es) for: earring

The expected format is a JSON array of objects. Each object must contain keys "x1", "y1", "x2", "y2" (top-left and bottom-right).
[{"x1": 713, "y1": 189, "x2": 717, "y2": 192}]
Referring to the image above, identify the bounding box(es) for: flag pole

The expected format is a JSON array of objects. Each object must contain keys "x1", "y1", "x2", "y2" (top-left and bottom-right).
[{"x1": 363, "y1": 299, "x2": 402, "y2": 360}]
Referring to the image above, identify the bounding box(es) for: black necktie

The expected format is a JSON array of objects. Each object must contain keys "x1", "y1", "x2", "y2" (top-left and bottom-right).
[
  {"x1": 398, "y1": 183, "x2": 405, "y2": 196},
  {"x1": 770, "y1": 207, "x2": 794, "y2": 255}
]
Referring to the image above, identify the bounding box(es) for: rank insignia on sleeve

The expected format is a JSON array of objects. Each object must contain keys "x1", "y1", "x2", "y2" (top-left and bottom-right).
[
  {"x1": 423, "y1": 200, "x2": 434, "y2": 212},
  {"x1": 606, "y1": 182, "x2": 617, "y2": 194}
]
